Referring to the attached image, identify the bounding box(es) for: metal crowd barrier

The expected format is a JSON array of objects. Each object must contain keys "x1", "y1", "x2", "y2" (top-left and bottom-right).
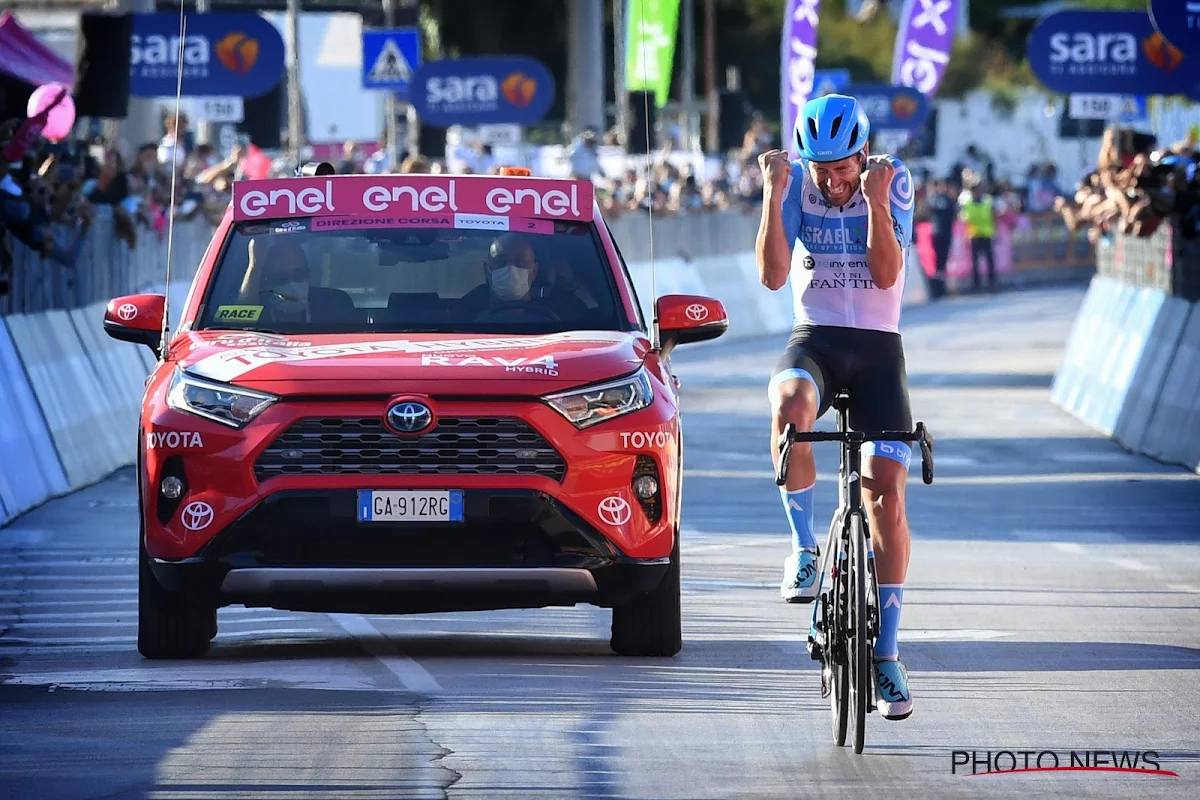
[{"x1": 1095, "y1": 220, "x2": 1200, "y2": 302}]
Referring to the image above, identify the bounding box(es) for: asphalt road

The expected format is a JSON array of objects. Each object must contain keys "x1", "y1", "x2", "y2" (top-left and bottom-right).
[{"x1": 2, "y1": 284, "x2": 1199, "y2": 799}]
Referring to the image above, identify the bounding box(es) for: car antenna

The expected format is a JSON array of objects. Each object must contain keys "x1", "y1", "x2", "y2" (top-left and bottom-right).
[
  {"x1": 159, "y1": 5, "x2": 188, "y2": 360},
  {"x1": 634, "y1": 0, "x2": 659, "y2": 351}
]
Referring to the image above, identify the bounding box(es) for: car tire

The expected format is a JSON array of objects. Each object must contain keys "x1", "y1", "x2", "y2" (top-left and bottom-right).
[
  {"x1": 137, "y1": 520, "x2": 215, "y2": 660},
  {"x1": 609, "y1": 531, "x2": 682, "y2": 657}
]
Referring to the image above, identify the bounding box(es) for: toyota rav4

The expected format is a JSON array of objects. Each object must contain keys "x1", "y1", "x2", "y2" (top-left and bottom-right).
[{"x1": 103, "y1": 166, "x2": 728, "y2": 659}]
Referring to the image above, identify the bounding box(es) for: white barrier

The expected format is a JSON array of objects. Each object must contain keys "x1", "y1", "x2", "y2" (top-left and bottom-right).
[
  {"x1": 0, "y1": 321, "x2": 70, "y2": 524},
  {"x1": 3, "y1": 311, "x2": 129, "y2": 489}
]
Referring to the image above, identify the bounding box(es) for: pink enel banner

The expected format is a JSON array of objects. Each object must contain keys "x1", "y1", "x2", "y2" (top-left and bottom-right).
[{"x1": 231, "y1": 174, "x2": 595, "y2": 223}]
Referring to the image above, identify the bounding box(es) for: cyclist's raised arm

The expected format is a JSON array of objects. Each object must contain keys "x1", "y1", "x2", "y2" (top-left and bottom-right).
[
  {"x1": 756, "y1": 149, "x2": 799, "y2": 292},
  {"x1": 862, "y1": 155, "x2": 910, "y2": 291}
]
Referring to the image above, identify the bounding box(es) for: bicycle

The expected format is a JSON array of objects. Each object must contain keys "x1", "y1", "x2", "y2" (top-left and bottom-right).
[{"x1": 775, "y1": 390, "x2": 934, "y2": 754}]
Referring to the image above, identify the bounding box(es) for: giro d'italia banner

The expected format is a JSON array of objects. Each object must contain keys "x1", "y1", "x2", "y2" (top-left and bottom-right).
[
  {"x1": 890, "y1": 0, "x2": 960, "y2": 97},
  {"x1": 626, "y1": 0, "x2": 680, "y2": 108},
  {"x1": 781, "y1": 0, "x2": 822, "y2": 154}
]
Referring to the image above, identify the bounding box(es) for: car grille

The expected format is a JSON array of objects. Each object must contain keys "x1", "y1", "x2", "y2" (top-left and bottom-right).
[{"x1": 255, "y1": 416, "x2": 567, "y2": 481}]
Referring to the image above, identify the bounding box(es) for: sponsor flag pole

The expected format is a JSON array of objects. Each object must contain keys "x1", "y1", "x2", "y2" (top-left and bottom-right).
[
  {"x1": 635, "y1": 0, "x2": 659, "y2": 349},
  {"x1": 160, "y1": 5, "x2": 189, "y2": 360},
  {"x1": 781, "y1": 1, "x2": 822, "y2": 157}
]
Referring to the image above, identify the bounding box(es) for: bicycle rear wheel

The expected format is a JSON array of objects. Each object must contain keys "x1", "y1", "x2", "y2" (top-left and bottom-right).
[{"x1": 850, "y1": 511, "x2": 870, "y2": 754}]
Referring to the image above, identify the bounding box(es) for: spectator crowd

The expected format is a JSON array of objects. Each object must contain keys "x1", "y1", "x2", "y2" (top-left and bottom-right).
[
  {"x1": 0, "y1": 110, "x2": 249, "y2": 297},
  {"x1": 1051, "y1": 125, "x2": 1200, "y2": 245}
]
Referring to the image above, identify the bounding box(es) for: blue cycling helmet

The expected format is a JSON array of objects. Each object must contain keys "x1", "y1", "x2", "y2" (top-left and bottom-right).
[{"x1": 795, "y1": 94, "x2": 871, "y2": 162}]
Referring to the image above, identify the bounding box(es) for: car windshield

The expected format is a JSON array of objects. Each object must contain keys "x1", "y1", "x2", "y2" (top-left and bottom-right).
[{"x1": 195, "y1": 219, "x2": 632, "y2": 335}]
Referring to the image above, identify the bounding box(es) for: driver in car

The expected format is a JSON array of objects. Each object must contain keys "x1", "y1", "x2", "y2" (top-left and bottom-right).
[
  {"x1": 463, "y1": 232, "x2": 590, "y2": 322},
  {"x1": 236, "y1": 239, "x2": 355, "y2": 324}
]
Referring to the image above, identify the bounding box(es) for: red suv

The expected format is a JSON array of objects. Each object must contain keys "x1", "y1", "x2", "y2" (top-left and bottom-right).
[{"x1": 104, "y1": 166, "x2": 727, "y2": 659}]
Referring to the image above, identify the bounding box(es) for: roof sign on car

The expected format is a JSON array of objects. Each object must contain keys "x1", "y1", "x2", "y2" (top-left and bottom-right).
[{"x1": 230, "y1": 174, "x2": 595, "y2": 223}]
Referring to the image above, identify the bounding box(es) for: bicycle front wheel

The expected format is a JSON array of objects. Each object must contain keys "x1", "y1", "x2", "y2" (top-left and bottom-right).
[{"x1": 850, "y1": 511, "x2": 871, "y2": 754}]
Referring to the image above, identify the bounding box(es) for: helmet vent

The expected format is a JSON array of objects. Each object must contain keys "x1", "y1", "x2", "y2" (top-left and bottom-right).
[
  {"x1": 829, "y1": 112, "x2": 844, "y2": 139},
  {"x1": 848, "y1": 124, "x2": 860, "y2": 150},
  {"x1": 807, "y1": 117, "x2": 819, "y2": 140}
]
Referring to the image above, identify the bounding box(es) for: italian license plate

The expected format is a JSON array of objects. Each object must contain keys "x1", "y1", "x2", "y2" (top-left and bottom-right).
[{"x1": 357, "y1": 490, "x2": 464, "y2": 523}]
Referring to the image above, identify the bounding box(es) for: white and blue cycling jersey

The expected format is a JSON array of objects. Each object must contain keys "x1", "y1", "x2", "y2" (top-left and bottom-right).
[{"x1": 778, "y1": 154, "x2": 916, "y2": 334}]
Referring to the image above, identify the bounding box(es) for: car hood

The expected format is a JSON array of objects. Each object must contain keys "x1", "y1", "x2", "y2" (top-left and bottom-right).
[{"x1": 173, "y1": 330, "x2": 651, "y2": 396}]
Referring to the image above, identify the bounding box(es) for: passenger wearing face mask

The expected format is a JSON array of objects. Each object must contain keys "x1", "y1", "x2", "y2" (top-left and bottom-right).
[
  {"x1": 236, "y1": 239, "x2": 357, "y2": 325},
  {"x1": 462, "y1": 233, "x2": 589, "y2": 322}
]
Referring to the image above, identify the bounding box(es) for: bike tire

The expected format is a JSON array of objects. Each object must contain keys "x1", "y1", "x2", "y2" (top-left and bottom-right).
[
  {"x1": 851, "y1": 512, "x2": 870, "y2": 754},
  {"x1": 830, "y1": 534, "x2": 849, "y2": 747}
]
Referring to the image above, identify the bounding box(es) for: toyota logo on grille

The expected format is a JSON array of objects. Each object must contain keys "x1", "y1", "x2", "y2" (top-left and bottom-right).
[
  {"x1": 598, "y1": 495, "x2": 631, "y2": 526},
  {"x1": 685, "y1": 303, "x2": 709, "y2": 322},
  {"x1": 181, "y1": 501, "x2": 214, "y2": 531},
  {"x1": 387, "y1": 400, "x2": 433, "y2": 434}
]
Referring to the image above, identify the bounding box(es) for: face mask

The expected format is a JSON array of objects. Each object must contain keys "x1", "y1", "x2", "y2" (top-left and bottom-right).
[
  {"x1": 488, "y1": 265, "x2": 532, "y2": 301},
  {"x1": 267, "y1": 281, "x2": 308, "y2": 314}
]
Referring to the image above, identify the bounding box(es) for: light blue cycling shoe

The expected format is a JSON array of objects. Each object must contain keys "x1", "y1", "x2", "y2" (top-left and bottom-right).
[
  {"x1": 874, "y1": 658, "x2": 914, "y2": 720},
  {"x1": 780, "y1": 549, "x2": 819, "y2": 603}
]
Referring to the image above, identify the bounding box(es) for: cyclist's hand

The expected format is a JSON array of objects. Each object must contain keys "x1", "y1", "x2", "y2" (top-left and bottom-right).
[
  {"x1": 758, "y1": 149, "x2": 792, "y2": 193},
  {"x1": 862, "y1": 156, "x2": 895, "y2": 206}
]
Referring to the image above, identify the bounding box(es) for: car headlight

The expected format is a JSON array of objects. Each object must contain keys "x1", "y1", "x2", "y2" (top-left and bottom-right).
[
  {"x1": 166, "y1": 369, "x2": 278, "y2": 429},
  {"x1": 544, "y1": 368, "x2": 653, "y2": 429}
]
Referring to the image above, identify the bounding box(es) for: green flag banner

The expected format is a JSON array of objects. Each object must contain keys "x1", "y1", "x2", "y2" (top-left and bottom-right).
[{"x1": 626, "y1": 0, "x2": 680, "y2": 107}]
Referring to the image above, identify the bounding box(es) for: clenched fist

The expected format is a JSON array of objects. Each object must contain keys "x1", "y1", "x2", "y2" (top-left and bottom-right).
[
  {"x1": 861, "y1": 155, "x2": 895, "y2": 206},
  {"x1": 758, "y1": 149, "x2": 792, "y2": 193}
]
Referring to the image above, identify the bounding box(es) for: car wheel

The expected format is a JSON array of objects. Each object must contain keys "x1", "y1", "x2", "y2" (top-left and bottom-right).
[
  {"x1": 137, "y1": 521, "x2": 215, "y2": 659},
  {"x1": 610, "y1": 531, "x2": 682, "y2": 657}
]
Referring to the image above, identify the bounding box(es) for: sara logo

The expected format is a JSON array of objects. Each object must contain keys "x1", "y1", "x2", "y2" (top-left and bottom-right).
[
  {"x1": 129, "y1": 12, "x2": 285, "y2": 99},
  {"x1": 215, "y1": 33, "x2": 259, "y2": 75},
  {"x1": 1028, "y1": 10, "x2": 1195, "y2": 96},
  {"x1": 412, "y1": 56, "x2": 555, "y2": 126},
  {"x1": 501, "y1": 72, "x2": 538, "y2": 108}
]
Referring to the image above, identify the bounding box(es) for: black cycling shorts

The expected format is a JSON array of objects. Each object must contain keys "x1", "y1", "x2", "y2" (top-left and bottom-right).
[{"x1": 769, "y1": 324, "x2": 914, "y2": 470}]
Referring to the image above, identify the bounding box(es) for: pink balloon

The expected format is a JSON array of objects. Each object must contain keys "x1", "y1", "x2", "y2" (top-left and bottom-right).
[{"x1": 27, "y1": 83, "x2": 76, "y2": 143}]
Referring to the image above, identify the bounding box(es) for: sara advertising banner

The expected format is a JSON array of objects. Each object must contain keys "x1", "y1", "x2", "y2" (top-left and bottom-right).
[
  {"x1": 781, "y1": 0, "x2": 822, "y2": 153},
  {"x1": 1148, "y1": 0, "x2": 1200, "y2": 57},
  {"x1": 890, "y1": 0, "x2": 959, "y2": 97},
  {"x1": 409, "y1": 56, "x2": 555, "y2": 126},
  {"x1": 626, "y1": 0, "x2": 680, "y2": 108},
  {"x1": 1027, "y1": 10, "x2": 1196, "y2": 98},
  {"x1": 129, "y1": 13, "x2": 285, "y2": 98},
  {"x1": 842, "y1": 84, "x2": 930, "y2": 130}
]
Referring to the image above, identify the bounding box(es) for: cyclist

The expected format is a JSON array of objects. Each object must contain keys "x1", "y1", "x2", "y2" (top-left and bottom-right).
[{"x1": 755, "y1": 93, "x2": 916, "y2": 721}]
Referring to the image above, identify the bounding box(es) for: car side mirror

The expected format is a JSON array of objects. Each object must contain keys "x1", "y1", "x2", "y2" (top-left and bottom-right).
[
  {"x1": 655, "y1": 294, "x2": 728, "y2": 357},
  {"x1": 103, "y1": 294, "x2": 165, "y2": 357}
]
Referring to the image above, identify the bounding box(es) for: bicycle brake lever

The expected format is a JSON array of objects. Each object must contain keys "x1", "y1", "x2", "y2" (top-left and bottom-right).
[{"x1": 915, "y1": 422, "x2": 934, "y2": 485}]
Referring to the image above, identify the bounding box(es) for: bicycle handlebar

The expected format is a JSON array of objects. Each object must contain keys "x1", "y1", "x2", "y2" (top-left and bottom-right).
[{"x1": 775, "y1": 421, "x2": 935, "y2": 487}]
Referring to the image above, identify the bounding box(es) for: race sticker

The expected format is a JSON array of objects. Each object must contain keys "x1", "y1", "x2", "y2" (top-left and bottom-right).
[
  {"x1": 305, "y1": 214, "x2": 555, "y2": 235},
  {"x1": 214, "y1": 305, "x2": 263, "y2": 322},
  {"x1": 312, "y1": 215, "x2": 454, "y2": 231},
  {"x1": 272, "y1": 219, "x2": 311, "y2": 234}
]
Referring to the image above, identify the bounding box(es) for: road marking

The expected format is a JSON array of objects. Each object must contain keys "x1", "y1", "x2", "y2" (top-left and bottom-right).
[
  {"x1": 329, "y1": 613, "x2": 442, "y2": 694},
  {"x1": 0, "y1": 588, "x2": 135, "y2": 598},
  {"x1": 898, "y1": 629, "x2": 1015, "y2": 641},
  {"x1": 1104, "y1": 557, "x2": 1157, "y2": 573},
  {"x1": 0, "y1": 629, "x2": 319, "y2": 646},
  {"x1": 684, "y1": 469, "x2": 1198, "y2": 485},
  {"x1": 1049, "y1": 452, "x2": 1131, "y2": 463},
  {"x1": 0, "y1": 615, "x2": 308, "y2": 629},
  {"x1": 1013, "y1": 529, "x2": 1129, "y2": 544}
]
